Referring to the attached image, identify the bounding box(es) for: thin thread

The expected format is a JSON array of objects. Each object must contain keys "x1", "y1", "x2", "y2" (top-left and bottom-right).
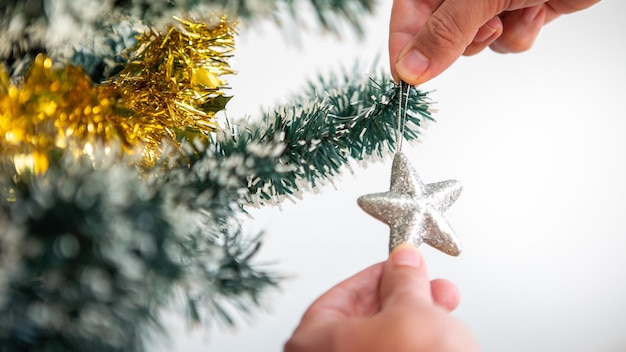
[
  {"x1": 396, "y1": 81, "x2": 410, "y2": 152},
  {"x1": 396, "y1": 81, "x2": 402, "y2": 151},
  {"x1": 402, "y1": 82, "x2": 409, "y2": 148}
]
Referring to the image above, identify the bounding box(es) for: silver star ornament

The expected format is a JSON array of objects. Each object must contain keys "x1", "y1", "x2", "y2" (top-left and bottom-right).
[{"x1": 357, "y1": 152, "x2": 463, "y2": 256}]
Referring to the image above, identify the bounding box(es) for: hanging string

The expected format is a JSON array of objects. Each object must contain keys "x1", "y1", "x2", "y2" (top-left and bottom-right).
[{"x1": 396, "y1": 80, "x2": 410, "y2": 152}]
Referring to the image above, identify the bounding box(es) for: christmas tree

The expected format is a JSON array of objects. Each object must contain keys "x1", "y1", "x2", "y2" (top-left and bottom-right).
[{"x1": 0, "y1": 1, "x2": 434, "y2": 350}]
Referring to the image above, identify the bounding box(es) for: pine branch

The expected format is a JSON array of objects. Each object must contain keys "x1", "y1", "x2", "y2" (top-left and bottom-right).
[{"x1": 184, "y1": 68, "x2": 433, "y2": 205}]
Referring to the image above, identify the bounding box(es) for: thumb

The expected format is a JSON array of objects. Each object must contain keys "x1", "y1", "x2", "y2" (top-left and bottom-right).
[
  {"x1": 380, "y1": 244, "x2": 432, "y2": 309},
  {"x1": 395, "y1": 0, "x2": 511, "y2": 85}
]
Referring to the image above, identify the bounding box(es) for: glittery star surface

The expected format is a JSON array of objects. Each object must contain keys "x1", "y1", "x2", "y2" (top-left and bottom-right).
[{"x1": 358, "y1": 152, "x2": 463, "y2": 256}]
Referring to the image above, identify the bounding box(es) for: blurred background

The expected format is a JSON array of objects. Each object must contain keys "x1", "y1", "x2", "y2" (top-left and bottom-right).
[{"x1": 162, "y1": 1, "x2": 626, "y2": 351}]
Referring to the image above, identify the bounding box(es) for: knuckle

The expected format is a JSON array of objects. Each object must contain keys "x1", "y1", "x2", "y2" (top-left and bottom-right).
[{"x1": 424, "y1": 10, "x2": 466, "y2": 51}]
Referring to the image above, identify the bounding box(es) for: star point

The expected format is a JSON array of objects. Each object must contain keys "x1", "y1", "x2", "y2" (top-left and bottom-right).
[{"x1": 357, "y1": 152, "x2": 463, "y2": 256}]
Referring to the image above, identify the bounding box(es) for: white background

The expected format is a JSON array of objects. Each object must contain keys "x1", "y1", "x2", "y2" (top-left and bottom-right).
[{"x1": 163, "y1": 1, "x2": 626, "y2": 351}]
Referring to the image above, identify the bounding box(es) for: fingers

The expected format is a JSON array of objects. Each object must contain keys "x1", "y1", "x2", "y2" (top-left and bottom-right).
[
  {"x1": 299, "y1": 262, "x2": 385, "y2": 326},
  {"x1": 299, "y1": 249, "x2": 461, "y2": 326},
  {"x1": 389, "y1": 0, "x2": 600, "y2": 85},
  {"x1": 490, "y1": 5, "x2": 547, "y2": 53},
  {"x1": 380, "y1": 245, "x2": 461, "y2": 312},
  {"x1": 379, "y1": 244, "x2": 433, "y2": 309},
  {"x1": 431, "y1": 278, "x2": 460, "y2": 312},
  {"x1": 392, "y1": 0, "x2": 562, "y2": 84},
  {"x1": 287, "y1": 248, "x2": 463, "y2": 352},
  {"x1": 394, "y1": 0, "x2": 512, "y2": 84},
  {"x1": 391, "y1": 0, "x2": 601, "y2": 84},
  {"x1": 464, "y1": 15, "x2": 503, "y2": 56}
]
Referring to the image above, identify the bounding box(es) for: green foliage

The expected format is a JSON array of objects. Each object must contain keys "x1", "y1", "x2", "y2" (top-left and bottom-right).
[
  {"x1": 0, "y1": 68, "x2": 432, "y2": 350},
  {"x1": 0, "y1": 1, "x2": 438, "y2": 351},
  {"x1": 0, "y1": 158, "x2": 180, "y2": 351},
  {"x1": 0, "y1": 151, "x2": 279, "y2": 351},
  {"x1": 206, "y1": 70, "x2": 432, "y2": 203}
]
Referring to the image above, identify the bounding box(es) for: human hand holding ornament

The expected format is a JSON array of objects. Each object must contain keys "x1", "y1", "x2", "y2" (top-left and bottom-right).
[
  {"x1": 390, "y1": 0, "x2": 601, "y2": 85},
  {"x1": 284, "y1": 245, "x2": 478, "y2": 352}
]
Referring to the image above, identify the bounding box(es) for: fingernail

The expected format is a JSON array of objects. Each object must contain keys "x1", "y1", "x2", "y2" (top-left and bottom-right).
[
  {"x1": 396, "y1": 49, "x2": 429, "y2": 81},
  {"x1": 523, "y1": 6, "x2": 542, "y2": 22},
  {"x1": 390, "y1": 244, "x2": 422, "y2": 268}
]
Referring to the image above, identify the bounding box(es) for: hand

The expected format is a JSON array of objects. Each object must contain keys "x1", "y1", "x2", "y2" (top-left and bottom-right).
[
  {"x1": 390, "y1": 0, "x2": 601, "y2": 85},
  {"x1": 284, "y1": 245, "x2": 478, "y2": 352}
]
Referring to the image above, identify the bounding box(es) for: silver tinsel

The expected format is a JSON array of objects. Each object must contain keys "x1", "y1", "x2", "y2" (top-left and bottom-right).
[{"x1": 358, "y1": 152, "x2": 463, "y2": 256}]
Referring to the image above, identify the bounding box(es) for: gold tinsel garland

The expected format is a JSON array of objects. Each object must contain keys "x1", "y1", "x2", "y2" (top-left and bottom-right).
[{"x1": 0, "y1": 16, "x2": 235, "y2": 175}]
